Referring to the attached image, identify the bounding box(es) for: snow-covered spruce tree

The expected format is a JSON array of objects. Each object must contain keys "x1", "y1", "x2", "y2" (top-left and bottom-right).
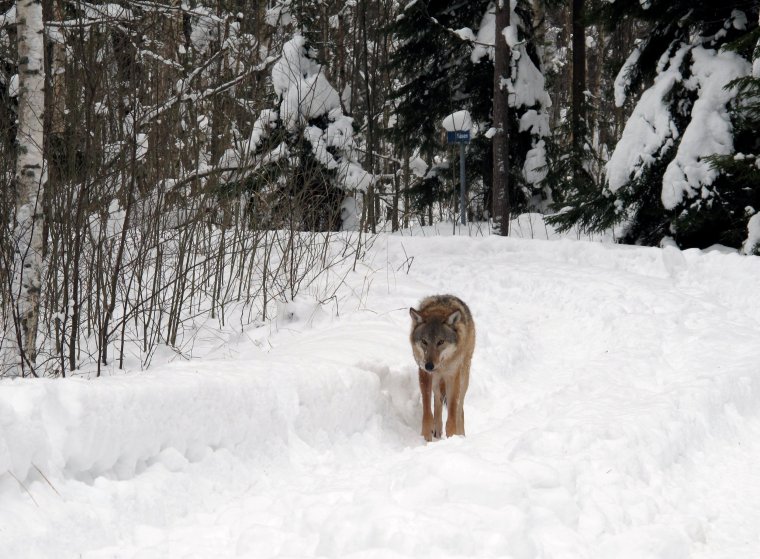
[
  {"x1": 708, "y1": 21, "x2": 760, "y2": 254},
  {"x1": 221, "y1": 27, "x2": 370, "y2": 231},
  {"x1": 389, "y1": 0, "x2": 552, "y2": 223},
  {"x1": 559, "y1": 2, "x2": 759, "y2": 249}
]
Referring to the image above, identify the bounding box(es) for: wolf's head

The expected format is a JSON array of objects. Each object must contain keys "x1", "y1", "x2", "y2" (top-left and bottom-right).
[{"x1": 409, "y1": 307, "x2": 461, "y2": 373}]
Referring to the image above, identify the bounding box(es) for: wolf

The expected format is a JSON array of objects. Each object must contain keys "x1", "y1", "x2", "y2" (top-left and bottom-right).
[{"x1": 409, "y1": 295, "x2": 475, "y2": 441}]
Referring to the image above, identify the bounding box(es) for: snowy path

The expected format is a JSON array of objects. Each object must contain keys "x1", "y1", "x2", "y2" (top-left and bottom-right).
[{"x1": 2, "y1": 233, "x2": 760, "y2": 558}]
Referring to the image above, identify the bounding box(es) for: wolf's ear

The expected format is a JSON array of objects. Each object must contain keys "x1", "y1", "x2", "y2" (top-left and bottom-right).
[
  {"x1": 410, "y1": 308, "x2": 424, "y2": 324},
  {"x1": 446, "y1": 310, "x2": 461, "y2": 326}
]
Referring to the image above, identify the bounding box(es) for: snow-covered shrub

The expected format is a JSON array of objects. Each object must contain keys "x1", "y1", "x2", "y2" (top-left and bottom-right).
[{"x1": 223, "y1": 34, "x2": 371, "y2": 231}]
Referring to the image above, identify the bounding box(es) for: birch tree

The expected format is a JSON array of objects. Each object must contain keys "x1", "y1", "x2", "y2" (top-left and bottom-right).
[{"x1": 14, "y1": 0, "x2": 46, "y2": 375}]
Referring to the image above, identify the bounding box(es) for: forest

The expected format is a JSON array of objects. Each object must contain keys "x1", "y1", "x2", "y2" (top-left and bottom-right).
[{"x1": 1, "y1": 0, "x2": 759, "y2": 377}]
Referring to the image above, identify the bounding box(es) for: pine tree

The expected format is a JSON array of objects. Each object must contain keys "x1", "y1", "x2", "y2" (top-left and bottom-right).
[{"x1": 553, "y1": 1, "x2": 760, "y2": 249}]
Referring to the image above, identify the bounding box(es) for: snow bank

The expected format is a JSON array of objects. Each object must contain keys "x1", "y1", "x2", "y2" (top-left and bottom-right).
[{"x1": 0, "y1": 360, "x2": 384, "y2": 486}]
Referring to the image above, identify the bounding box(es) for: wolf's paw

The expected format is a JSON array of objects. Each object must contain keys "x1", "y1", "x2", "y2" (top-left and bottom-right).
[{"x1": 422, "y1": 415, "x2": 435, "y2": 441}]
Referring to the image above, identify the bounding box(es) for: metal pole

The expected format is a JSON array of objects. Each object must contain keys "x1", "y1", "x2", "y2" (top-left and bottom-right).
[{"x1": 459, "y1": 142, "x2": 467, "y2": 225}]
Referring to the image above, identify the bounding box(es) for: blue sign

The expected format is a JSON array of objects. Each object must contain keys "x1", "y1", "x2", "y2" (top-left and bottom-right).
[{"x1": 447, "y1": 130, "x2": 471, "y2": 144}]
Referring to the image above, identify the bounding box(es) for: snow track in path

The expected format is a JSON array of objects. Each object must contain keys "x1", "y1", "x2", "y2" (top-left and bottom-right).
[{"x1": 2, "y1": 234, "x2": 760, "y2": 558}]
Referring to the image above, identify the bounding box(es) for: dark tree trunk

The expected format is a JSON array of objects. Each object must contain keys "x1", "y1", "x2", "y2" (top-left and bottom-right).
[
  {"x1": 572, "y1": 0, "x2": 586, "y2": 179},
  {"x1": 492, "y1": 1, "x2": 510, "y2": 235},
  {"x1": 360, "y1": 0, "x2": 377, "y2": 233}
]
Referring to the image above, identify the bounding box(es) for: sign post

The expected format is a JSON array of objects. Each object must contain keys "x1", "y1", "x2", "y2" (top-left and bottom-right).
[{"x1": 446, "y1": 130, "x2": 470, "y2": 226}]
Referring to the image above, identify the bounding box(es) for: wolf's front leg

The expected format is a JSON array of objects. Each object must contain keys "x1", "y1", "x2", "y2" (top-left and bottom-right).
[
  {"x1": 445, "y1": 375, "x2": 462, "y2": 437},
  {"x1": 433, "y1": 378, "x2": 445, "y2": 439},
  {"x1": 419, "y1": 368, "x2": 434, "y2": 441}
]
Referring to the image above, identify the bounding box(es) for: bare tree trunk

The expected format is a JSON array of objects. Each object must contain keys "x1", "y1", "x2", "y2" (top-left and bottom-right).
[
  {"x1": 359, "y1": 0, "x2": 376, "y2": 233},
  {"x1": 402, "y1": 147, "x2": 411, "y2": 229},
  {"x1": 15, "y1": 0, "x2": 47, "y2": 375},
  {"x1": 48, "y1": 0, "x2": 66, "y2": 140},
  {"x1": 492, "y1": 0, "x2": 510, "y2": 236},
  {"x1": 392, "y1": 172, "x2": 400, "y2": 232},
  {"x1": 572, "y1": 0, "x2": 586, "y2": 179}
]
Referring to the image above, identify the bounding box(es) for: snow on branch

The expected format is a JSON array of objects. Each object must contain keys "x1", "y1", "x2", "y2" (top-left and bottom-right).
[
  {"x1": 606, "y1": 44, "x2": 690, "y2": 195},
  {"x1": 661, "y1": 47, "x2": 750, "y2": 209}
]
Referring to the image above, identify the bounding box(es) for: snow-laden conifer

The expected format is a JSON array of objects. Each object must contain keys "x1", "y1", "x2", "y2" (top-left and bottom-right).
[
  {"x1": 558, "y1": 1, "x2": 760, "y2": 248},
  {"x1": 221, "y1": 32, "x2": 370, "y2": 230}
]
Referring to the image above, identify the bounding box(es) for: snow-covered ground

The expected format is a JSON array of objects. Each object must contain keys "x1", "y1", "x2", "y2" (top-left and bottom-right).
[{"x1": 3, "y1": 225, "x2": 760, "y2": 558}]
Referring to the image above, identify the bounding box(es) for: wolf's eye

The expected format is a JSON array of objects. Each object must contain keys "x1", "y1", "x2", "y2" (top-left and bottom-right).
[
  {"x1": 421, "y1": 340, "x2": 428, "y2": 346},
  {"x1": 437, "y1": 340, "x2": 444, "y2": 346}
]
